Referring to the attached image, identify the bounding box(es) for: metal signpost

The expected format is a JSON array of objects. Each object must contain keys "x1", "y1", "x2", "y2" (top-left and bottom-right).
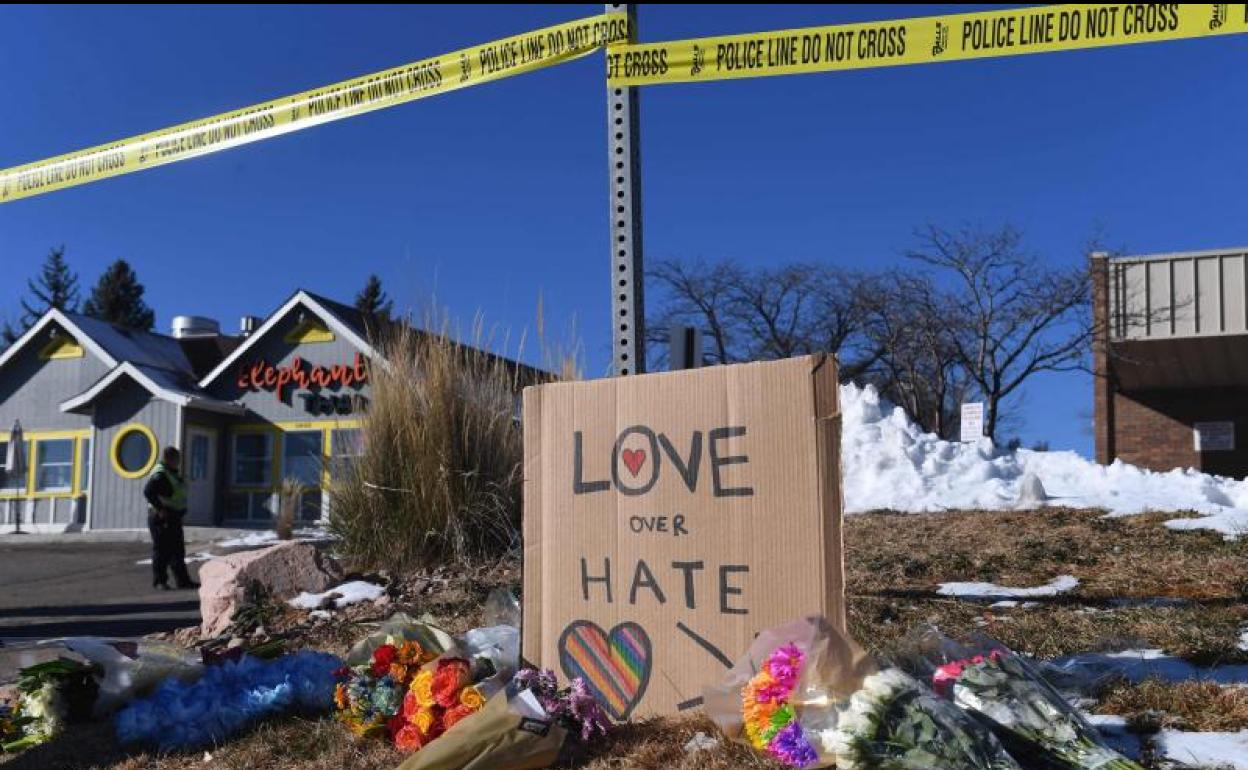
[{"x1": 606, "y1": 3, "x2": 645, "y2": 376}]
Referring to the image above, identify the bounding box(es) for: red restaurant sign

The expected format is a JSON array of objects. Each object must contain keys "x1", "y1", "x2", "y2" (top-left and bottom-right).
[{"x1": 237, "y1": 352, "x2": 368, "y2": 401}]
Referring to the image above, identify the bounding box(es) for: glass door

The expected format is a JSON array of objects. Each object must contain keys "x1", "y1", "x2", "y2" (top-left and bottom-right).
[{"x1": 281, "y1": 430, "x2": 323, "y2": 521}]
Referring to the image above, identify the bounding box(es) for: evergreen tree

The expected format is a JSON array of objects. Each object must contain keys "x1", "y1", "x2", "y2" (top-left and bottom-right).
[
  {"x1": 354, "y1": 274, "x2": 393, "y2": 324},
  {"x1": 0, "y1": 321, "x2": 21, "y2": 348},
  {"x1": 83, "y1": 259, "x2": 156, "y2": 330},
  {"x1": 4, "y1": 246, "x2": 81, "y2": 345}
]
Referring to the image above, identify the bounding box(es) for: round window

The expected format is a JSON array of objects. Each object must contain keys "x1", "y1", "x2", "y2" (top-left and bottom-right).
[{"x1": 112, "y1": 425, "x2": 157, "y2": 479}]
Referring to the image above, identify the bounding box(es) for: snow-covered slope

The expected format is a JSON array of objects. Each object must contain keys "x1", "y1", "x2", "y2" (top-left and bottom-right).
[{"x1": 840, "y1": 383, "x2": 1248, "y2": 537}]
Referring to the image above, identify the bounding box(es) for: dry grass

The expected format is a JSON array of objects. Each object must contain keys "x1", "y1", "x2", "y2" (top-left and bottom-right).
[
  {"x1": 580, "y1": 715, "x2": 783, "y2": 770},
  {"x1": 5, "y1": 508, "x2": 1244, "y2": 770},
  {"x1": 326, "y1": 322, "x2": 525, "y2": 573},
  {"x1": 846, "y1": 507, "x2": 1248, "y2": 601},
  {"x1": 275, "y1": 478, "x2": 302, "y2": 542},
  {"x1": 846, "y1": 507, "x2": 1248, "y2": 662},
  {"x1": 1097, "y1": 679, "x2": 1248, "y2": 732}
]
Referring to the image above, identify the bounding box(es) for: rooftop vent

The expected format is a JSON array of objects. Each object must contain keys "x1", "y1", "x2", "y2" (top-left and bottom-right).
[{"x1": 171, "y1": 315, "x2": 220, "y2": 340}]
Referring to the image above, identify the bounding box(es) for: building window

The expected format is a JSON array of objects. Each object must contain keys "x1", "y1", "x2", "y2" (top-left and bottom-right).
[
  {"x1": 189, "y1": 434, "x2": 210, "y2": 482},
  {"x1": 298, "y1": 489, "x2": 323, "y2": 521},
  {"x1": 112, "y1": 424, "x2": 158, "y2": 479},
  {"x1": 78, "y1": 437, "x2": 92, "y2": 493},
  {"x1": 35, "y1": 438, "x2": 74, "y2": 492},
  {"x1": 0, "y1": 440, "x2": 29, "y2": 493},
  {"x1": 329, "y1": 428, "x2": 363, "y2": 481},
  {"x1": 227, "y1": 491, "x2": 275, "y2": 521},
  {"x1": 282, "y1": 430, "x2": 323, "y2": 488},
  {"x1": 232, "y1": 432, "x2": 273, "y2": 487}
]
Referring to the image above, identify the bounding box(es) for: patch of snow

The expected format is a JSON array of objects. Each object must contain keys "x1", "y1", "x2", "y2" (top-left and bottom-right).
[
  {"x1": 309, "y1": 610, "x2": 332, "y2": 620},
  {"x1": 288, "y1": 580, "x2": 385, "y2": 610},
  {"x1": 1052, "y1": 648, "x2": 1248, "y2": 685},
  {"x1": 216, "y1": 527, "x2": 334, "y2": 549},
  {"x1": 683, "y1": 731, "x2": 719, "y2": 753},
  {"x1": 1156, "y1": 729, "x2": 1248, "y2": 769},
  {"x1": 1083, "y1": 715, "x2": 1142, "y2": 760},
  {"x1": 1240, "y1": 627, "x2": 1248, "y2": 653},
  {"x1": 840, "y1": 382, "x2": 1248, "y2": 537},
  {"x1": 938, "y1": 575, "x2": 1079, "y2": 601},
  {"x1": 135, "y1": 551, "x2": 216, "y2": 566}
]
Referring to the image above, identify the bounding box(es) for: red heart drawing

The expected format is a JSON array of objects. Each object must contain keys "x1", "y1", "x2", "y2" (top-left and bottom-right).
[{"x1": 621, "y1": 448, "x2": 646, "y2": 477}]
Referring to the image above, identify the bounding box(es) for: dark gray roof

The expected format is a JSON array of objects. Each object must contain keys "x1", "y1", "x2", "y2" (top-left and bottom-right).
[
  {"x1": 302, "y1": 290, "x2": 373, "y2": 339},
  {"x1": 61, "y1": 312, "x2": 195, "y2": 375}
]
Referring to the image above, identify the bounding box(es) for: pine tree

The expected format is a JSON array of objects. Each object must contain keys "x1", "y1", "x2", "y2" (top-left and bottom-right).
[
  {"x1": 354, "y1": 274, "x2": 393, "y2": 325},
  {"x1": 5, "y1": 247, "x2": 81, "y2": 345},
  {"x1": 83, "y1": 259, "x2": 156, "y2": 331},
  {"x1": 1, "y1": 321, "x2": 21, "y2": 348}
]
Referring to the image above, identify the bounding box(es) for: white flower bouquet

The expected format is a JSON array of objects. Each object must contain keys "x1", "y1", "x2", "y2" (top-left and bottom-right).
[
  {"x1": 1, "y1": 658, "x2": 97, "y2": 753},
  {"x1": 702, "y1": 616, "x2": 1024, "y2": 769},
  {"x1": 905, "y1": 629, "x2": 1145, "y2": 770}
]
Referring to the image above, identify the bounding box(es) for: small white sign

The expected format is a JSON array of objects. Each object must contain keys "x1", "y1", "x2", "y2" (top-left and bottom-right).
[
  {"x1": 960, "y1": 402, "x2": 985, "y2": 442},
  {"x1": 1194, "y1": 421, "x2": 1234, "y2": 452}
]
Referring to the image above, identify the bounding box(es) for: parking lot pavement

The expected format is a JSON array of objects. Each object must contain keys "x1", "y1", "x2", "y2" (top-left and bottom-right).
[{"x1": 0, "y1": 539, "x2": 210, "y2": 641}]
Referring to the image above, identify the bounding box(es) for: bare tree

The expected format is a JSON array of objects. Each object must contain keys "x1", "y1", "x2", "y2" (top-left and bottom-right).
[
  {"x1": 906, "y1": 225, "x2": 1091, "y2": 441},
  {"x1": 860, "y1": 271, "x2": 970, "y2": 438},
  {"x1": 646, "y1": 258, "x2": 745, "y2": 365},
  {"x1": 728, "y1": 263, "x2": 827, "y2": 360},
  {"x1": 646, "y1": 257, "x2": 879, "y2": 377}
]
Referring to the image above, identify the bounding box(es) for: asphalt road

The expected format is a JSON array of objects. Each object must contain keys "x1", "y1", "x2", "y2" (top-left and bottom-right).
[{"x1": 0, "y1": 540, "x2": 209, "y2": 641}]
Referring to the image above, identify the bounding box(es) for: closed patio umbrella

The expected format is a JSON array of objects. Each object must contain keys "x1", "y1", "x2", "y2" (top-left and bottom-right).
[{"x1": 5, "y1": 420, "x2": 24, "y2": 533}]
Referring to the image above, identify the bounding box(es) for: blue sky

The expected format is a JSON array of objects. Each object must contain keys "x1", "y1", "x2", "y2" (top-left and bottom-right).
[{"x1": 2, "y1": 4, "x2": 1246, "y2": 456}]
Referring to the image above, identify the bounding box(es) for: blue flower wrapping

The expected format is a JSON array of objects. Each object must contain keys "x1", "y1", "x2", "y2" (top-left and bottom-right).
[{"x1": 115, "y1": 651, "x2": 343, "y2": 752}]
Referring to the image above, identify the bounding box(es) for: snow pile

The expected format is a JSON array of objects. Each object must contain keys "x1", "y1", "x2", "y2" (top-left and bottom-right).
[
  {"x1": 840, "y1": 382, "x2": 1248, "y2": 537},
  {"x1": 216, "y1": 527, "x2": 334, "y2": 549},
  {"x1": 936, "y1": 575, "x2": 1079, "y2": 600},
  {"x1": 288, "y1": 580, "x2": 385, "y2": 610}
]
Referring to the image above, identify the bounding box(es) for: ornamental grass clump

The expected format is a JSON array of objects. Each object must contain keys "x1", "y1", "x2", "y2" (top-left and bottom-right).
[{"x1": 327, "y1": 320, "x2": 529, "y2": 573}]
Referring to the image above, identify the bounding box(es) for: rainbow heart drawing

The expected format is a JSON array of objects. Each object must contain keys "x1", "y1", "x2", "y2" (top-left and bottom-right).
[{"x1": 557, "y1": 620, "x2": 652, "y2": 720}]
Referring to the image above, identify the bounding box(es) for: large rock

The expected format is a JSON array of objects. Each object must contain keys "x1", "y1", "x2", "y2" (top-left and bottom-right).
[{"x1": 198, "y1": 541, "x2": 341, "y2": 638}]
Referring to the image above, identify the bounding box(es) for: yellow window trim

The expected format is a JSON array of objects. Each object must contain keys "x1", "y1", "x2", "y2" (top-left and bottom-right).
[
  {"x1": 38, "y1": 337, "x2": 85, "y2": 360},
  {"x1": 0, "y1": 429, "x2": 90, "y2": 498},
  {"x1": 283, "y1": 318, "x2": 335, "y2": 344},
  {"x1": 111, "y1": 423, "x2": 159, "y2": 480},
  {"x1": 226, "y1": 420, "x2": 361, "y2": 492}
]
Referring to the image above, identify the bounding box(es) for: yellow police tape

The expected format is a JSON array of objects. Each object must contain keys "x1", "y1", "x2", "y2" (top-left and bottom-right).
[
  {"x1": 607, "y1": 4, "x2": 1248, "y2": 86},
  {"x1": 0, "y1": 13, "x2": 631, "y2": 204}
]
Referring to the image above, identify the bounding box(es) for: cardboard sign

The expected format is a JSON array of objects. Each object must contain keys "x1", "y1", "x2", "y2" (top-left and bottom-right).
[
  {"x1": 960, "y1": 402, "x2": 985, "y2": 442},
  {"x1": 522, "y1": 355, "x2": 845, "y2": 719}
]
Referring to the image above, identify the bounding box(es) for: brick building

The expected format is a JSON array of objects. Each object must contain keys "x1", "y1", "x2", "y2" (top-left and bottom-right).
[{"x1": 1092, "y1": 247, "x2": 1248, "y2": 478}]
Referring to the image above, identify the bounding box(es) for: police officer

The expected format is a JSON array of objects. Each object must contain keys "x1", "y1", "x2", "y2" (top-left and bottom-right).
[{"x1": 143, "y1": 446, "x2": 198, "y2": 590}]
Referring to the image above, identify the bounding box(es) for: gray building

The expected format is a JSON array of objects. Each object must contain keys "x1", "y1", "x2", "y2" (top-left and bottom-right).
[{"x1": 0, "y1": 290, "x2": 377, "y2": 532}]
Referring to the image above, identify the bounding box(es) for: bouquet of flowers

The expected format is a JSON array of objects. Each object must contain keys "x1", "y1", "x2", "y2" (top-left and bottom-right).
[
  {"x1": 819, "y1": 667, "x2": 1024, "y2": 770},
  {"x1": 393, "y1": 668, "x2": 610, "y2": 770},
  {"x1": 115, "y1": 650, "x2": 341, "y2": 751},
  {"x1": 1, "y1": 658, "x2": 98, "y2": 752},
  {"x1": 333, "y1": 638, "x2": 441, "y2": 741},
  {"x1": 705, "y1": 616, "x2": 1024, "y2": 770},
  {"x1": 512, "y1": 668, "x2": 610, "y2": 743},
  {"x1": 334, "y1": 636, "x2": 499, "y2": 752},
  {"x1": 909, "y1": 629, "x2": 1145, "y2": 770}
]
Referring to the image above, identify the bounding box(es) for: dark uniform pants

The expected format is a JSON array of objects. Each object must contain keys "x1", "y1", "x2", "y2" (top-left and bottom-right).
[{"x1": 148, "y1": 515, "x2": 192, "y2": 586}]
